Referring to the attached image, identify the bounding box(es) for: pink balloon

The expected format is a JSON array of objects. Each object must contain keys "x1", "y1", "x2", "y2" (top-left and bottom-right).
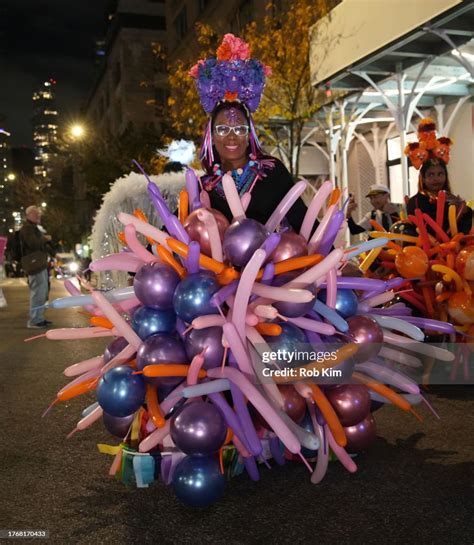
[
  {"x1": 241, "y1": 192, "x2": 252, "y2": 212},
  {"x1": 139, "y1": 420, "x2": 171, "y2": 452},
  {"x1": 308, "y1": 401, "x2": 329, "y2": 483},
  {"x1": 222, "y1": 322, "x2": 255, "y2": 377},
  {"x1": 77, "y1": 405, "x2": 104, "y2": 431},
  {"x1": 300, "y1": 180, "x2": 333, "y2": 241},
  {"x1": 326, "y1": 426, "x2": 357, "y2": 473},
  {"x1": 124, "y1": 223, "x2": 159, "y2": 263},
  {"x1": 253, "y1": 305, "x2": 279, "y2": 320},
  {"x1": 90, "y1": 253, "x2": 144, "y2": 273},
  {"x1": 64, "y1": 279, "x2": 96, "y2": 314},
  {"x1": 356, "y1": 362, "x2": 420, "y2": 395},
  {"x1": 308, "y1": 204, "x2": 337, "y2": 252},
  {"x1": 117, "y1": 213, "x2": 171, "y2": 250},
  {"x1": 222, "y1": 173, "x2": 246, "y2": 219},
  {"x1": 46, "y1": 327, "x2": 113, "y2": 340},
  {"x1": 265, "y1": 180, "x2": 307, "y2": 232},
  {"x1": 208, "y1": 366, "x2": 301, "y2": 454},
  {"x1": 325, "y1": 267, "x2": 338, "y2": 309},
  {"x1": 191, "y1": 315, "x2": 225, "y2": 329},
  {"x1": 196, "y1": 209, "x2": 225, "y2": 262},
  {"x1": 200, "y1": 190, "x2": 211, "y2": 208},
  {"x1": 91, "y1": 291, "x2": 142, "y2": 350},
  {"x1": 187, "y1": 352, "x2": 205, "y2": 386},
  {"x1": 285, "y1": 249, "x2": 344, "y2": 287},
  {"x1": 252, "y1": 283, "x2": 314, "y2": 304},
  {"x1": 383, "y1": 330, "x2": 454, "y2": 361},
  {"x1": 100, "y1": 342, "x2": 137, "y2": 374},
  {"x1": 233, "y1": 249, "x2": 267, "y2": 342},
  {"x1": 64, "y1": 355, "x2": 104, "y2": 377}
]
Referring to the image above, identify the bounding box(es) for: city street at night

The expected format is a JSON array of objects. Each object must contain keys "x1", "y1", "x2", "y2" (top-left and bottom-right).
[{"x1": 1, "y1": 279, "x2": 472, "y2": 544}]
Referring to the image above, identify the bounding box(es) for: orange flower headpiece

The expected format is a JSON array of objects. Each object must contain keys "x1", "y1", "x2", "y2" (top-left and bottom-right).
[{"x1": 404, "y1": 117, "x2": 452, "y2": 170}]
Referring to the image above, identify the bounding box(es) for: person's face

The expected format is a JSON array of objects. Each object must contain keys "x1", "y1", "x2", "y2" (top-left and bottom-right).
[
  {"x1": 423, "y1": 164, "x2": 446, "y2": 193},
  {"x1": 213, "y1": 107, "x2": 249, "y2": 169},
  {"x1": 26, "y1": 207, "x2": 41, "y2": 224},
  {"x1": 369, "y1": 192, "x2": 389, "y2": 210}
]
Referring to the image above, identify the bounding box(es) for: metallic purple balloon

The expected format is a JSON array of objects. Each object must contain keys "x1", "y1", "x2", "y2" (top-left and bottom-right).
[
  {"x1": 133, "y1": 262, "x2": 180, "y2": 309},
  {"x1": 183, "y1": 208, "x2": 229, "y2": 257},
  {"x1": 280, "y1": 385, "x2": 306, "y2": 423},
  {"x1": 170, "y1": 400, "x2": 227, "y2": 456},
  {"x1": 102, "y1": 411, "x2": 135, "y2": 437},
  {"x1": 184, "y1": 326, "x2": 224, "y2": 369},
  {"x1": 272, "y1": 271, "x2": 316, "y2": 317},
  {"x1": 344, "y1": 413, "x2": 376, "y2": 453},
  {"x1": 104, "y1": 336, "x2": 129, "y2": 364},
  {"x1": 136, "y1": 333, "x2": 187, "y2": 385},
  {"x1": 326, "y1": 384, "x2": 371, "y2": 426},
  {"x1": 347, "y1": 316, "x2": 384, "y2": 363},
  {"x1": 270, "y1": 231, "x2": 308, "y2": 263},
  {"x1": 223, "y1": 218, "x2": 268, "y2": 267}
]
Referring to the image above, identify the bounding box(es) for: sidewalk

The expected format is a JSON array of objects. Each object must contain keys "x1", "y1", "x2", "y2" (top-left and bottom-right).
[{"x1": 0, "y1": 278, "x2": 473, "y2": 544}]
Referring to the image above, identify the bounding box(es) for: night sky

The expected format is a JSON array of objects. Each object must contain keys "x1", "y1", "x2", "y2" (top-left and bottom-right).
[{"x1": 1, "y1": 0, "x2": 109, "y2": 146}]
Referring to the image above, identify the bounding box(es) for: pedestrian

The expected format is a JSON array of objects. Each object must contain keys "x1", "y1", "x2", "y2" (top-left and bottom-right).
[
  {"x1": 346, "y1": 184, "x2": 400, "y2": 235},
  {"x1": 19, "y1": 205, "x2": 52, "y2": 328}
]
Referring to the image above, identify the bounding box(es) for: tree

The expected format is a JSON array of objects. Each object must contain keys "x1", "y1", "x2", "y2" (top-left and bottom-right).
[{"x1": 166, "y1": 0, "x2": 340, "y2": 177}]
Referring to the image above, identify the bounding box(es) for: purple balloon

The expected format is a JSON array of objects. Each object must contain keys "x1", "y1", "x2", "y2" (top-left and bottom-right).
[
  {"x1": 136, "y1": 333, "x2": 187, "y2": 385},
  {"x1": 185, "y1": 326, "x2": 224, "y2": 369},
  {"x1": 223, "y1": 218, "x2": 268, "y2": 267},
  {"x1": 326, "y1": 385, "x2": 371, "y2": 427},
  {"x1": 133, "y1": 262, "x2": 180, "y2": 309},
  {"x1": 102, "y1": 411, "x2": 135, "y2": 437},
  {"x1": 170, "y1": 400, "x2": 227, "y2": 456},
  {"x1": 344, "y1": 413, "x2": 377, "y2": 453},
  {"x1": 271, "y1": 271, "x2": 316, "y2": 318},
  {"x1": 103, "y1": 336, "x2": 129, "y2": 364},
  {"x1": 347, "y1": 316, "x2": 384, "y2": 363}
]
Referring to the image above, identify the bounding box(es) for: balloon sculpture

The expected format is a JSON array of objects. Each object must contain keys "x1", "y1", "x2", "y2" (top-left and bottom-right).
[{"x1": 31, "y1": 166, "x2": 456, "y2": 508}]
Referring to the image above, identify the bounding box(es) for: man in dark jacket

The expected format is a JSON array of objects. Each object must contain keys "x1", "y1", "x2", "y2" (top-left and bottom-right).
[{"x1": 20, "y1": 205, "x2": 52, "y2": 328}]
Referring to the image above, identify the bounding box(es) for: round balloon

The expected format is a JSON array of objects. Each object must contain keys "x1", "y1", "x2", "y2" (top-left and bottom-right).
[
  {"x1": 102, "y1": 411, "x2": 135, "y2": 437},
  {"x1": 455, "y1": 245, "x2": 474, "y2": 281},
  {"x1": 395, "y1": 246, "x2": 429, "y2": 279},
  {"x1": 272, "y1": 272, "x2": 316, "y2": 318},
  {"x1": 136, "y1": 333, "x2": 187, "y2": 386},
  {"x1": 347, "y1": 316, "x2": 384, "y2": 363},
  {"x1": 184, "y1": 326, "x2": 224, "y2": 369},
  {"x1": 223, "y1": 217, "x2": 268, "y2": 267},
  {"x1": 131, "y1": 306, "x2": 176, "y2": 339},
  {"x1": 279, "y1": 385, "x2": 306, "y2": 423},
  {"x1": 97, "y1": 366, "x2": 146, "y2": 417},
  {"x1": 172, "y1": 455, "x2": 226, "y2": 508},
  {"x1": 319, "y1": 288, "x2": 358, "y2": 318},
  {"x1": 173, "y1": 272, "x2": 220, "y2": 323},
  {"x1": 447, "y1": 292, "x2": 474, "y2": 325},
  {"x1": 133, "y1": 262, "x2": 180, "y2": 309},
  {"x1": 263, "y1": 322, "x2": 307, "y2": 364},
  {"x1": 326, "y1": 384, "x2": 371, "y2": 426},
  {"x1": 344, "y1": 413, "x2": 376, "y2": 453},
  {"x1": 103, "y1": 336, "x2": 129, "y2": 364},
  {"x1": 270, "y1": 231, "x2": 308, "y2": 263},
  {"x1": 170, "y1": 400, "x2": 227, "y2": 456},
  {"x1": 183, "y1": 208, "x2": 229, "y2": 257}
]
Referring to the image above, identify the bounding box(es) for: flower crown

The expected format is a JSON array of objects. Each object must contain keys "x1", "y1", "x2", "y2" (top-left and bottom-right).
[
  {"x1": 189, "y1": 33, "x2": 272, "y2": 113},
  {"x1": 404, "y1": 117, "x2": 452, "y2": 170}
]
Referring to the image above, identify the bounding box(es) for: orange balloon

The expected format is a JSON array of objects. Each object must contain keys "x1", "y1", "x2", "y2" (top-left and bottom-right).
[
  {"x1": 455, "y1": 245, "x2": 474, "y2": 281},
  {"x1": 395, "y1": 246, "x2": 429, "y2": 278},
  {"x1": 447, "y1": 292, "x2": 474, "y2": 325}
]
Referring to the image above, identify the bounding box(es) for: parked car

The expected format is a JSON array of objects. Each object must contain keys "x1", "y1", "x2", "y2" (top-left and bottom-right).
[{"x1": 54, "y1": 253, "x2": 80, "y2": 277}]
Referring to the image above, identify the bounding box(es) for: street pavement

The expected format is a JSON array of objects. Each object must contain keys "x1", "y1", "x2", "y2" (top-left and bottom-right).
[{"x1": 1, "y1": 278, "x2": 473, "y2": 545}]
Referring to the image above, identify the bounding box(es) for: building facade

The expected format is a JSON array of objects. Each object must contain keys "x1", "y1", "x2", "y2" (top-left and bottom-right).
[{"x1": 32, "y1": 79, "x2": 59, "y2": 184}]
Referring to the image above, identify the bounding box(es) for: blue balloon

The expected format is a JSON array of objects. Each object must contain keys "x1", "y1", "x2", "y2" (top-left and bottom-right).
[
  {"x1": 173, "y1": 272, "x2": 220, "y2": 323},
  {"x1": 97, "y1": 366, "x2": 146, "y2": 417},
  {"x1": 263, "y1": 322, "x2": 307, "y2": 364},
  {"x1": 299, "y1": 411, "x2": 318, "y2": 458},
  {"x1": 131, "y1": 306, "x2": 176, "y2": 339},
  {"x1": 319, "y1": 288, "x2": 358, "y2": 318},
  {"x1": 172, "y1": 456, "x2": 226, "y2": 508}
]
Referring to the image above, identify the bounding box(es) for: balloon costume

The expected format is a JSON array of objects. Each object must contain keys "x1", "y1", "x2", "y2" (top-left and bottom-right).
[{"x1": 34, "y1": 36, "x2": 460, "y2": 508}]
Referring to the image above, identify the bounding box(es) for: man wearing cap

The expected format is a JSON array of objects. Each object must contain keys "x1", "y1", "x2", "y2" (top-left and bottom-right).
[{"x1": 346, "y1": 184, "x2": 400, "y2": 235}]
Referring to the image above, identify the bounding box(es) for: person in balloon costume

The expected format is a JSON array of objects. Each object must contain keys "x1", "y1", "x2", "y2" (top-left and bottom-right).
[{"x1": 32, "y1": 35, "x2": 462, "y2": 509}]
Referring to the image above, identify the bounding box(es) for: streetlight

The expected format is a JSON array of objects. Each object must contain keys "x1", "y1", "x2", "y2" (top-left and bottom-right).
[
  {"x1": 7, "y1": 173, "x2": 16, "y2": 181},
  {"x1": 41, "y1": 202, "x2": 47, "y2": 208},
  {"x1": 69, "y1": 124, "x2": 86, "y2": 140}
]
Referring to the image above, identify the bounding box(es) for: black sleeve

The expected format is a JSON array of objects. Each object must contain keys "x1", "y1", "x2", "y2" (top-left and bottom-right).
[{"x1": 347, "y1": 216, "x2": 366, "y2": 235}]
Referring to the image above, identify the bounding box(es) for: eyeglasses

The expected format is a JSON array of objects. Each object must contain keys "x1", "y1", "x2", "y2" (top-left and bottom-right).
[{"x1": 214, "y1": 125, "x2": 249, "y2": 137}]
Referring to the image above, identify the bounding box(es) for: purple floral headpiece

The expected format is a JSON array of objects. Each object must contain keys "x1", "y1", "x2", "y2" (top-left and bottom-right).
[{"x1": 189, "y1": 34, "x2": 272, "y2": 113}]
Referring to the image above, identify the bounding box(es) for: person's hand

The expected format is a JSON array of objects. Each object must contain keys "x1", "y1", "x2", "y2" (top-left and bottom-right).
[
  {"x1": 44, "y1": 234, "x2": 52, "y2": 242},
  {"x1": 346, "y1": 197, "x2": 357, "y2": 218}
]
